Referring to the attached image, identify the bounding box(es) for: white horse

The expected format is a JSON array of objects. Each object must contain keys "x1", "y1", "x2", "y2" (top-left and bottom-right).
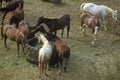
[
  {"x1": 80, "y1": 3, "x2": 118, "y2": 30},
  {"x1": 37, "y1": 34, "x2": 52, "y2": 78}
]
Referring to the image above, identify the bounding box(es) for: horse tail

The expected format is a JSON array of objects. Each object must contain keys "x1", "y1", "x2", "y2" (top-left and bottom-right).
[
  {"x1": 64, "y1": 47, "x2": 70, "y2": 72},
  {"x1": 1, "y1": 26, "x2": 3, "y2": 39},
  {"x1": 80, "y1": 3, "x2": 85, "y2": 12},
  {"x1": 1, "y1": 11, "x2": 9, "y2": 25}
]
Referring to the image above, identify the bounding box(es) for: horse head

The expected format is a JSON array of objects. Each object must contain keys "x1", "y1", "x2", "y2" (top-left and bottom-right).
[
  {"x1": 37, "y1": 34, "x2": 43, "y2": 44},
  {"x1": 112, "y1": 10, "x2": 118, "y2": 23}
]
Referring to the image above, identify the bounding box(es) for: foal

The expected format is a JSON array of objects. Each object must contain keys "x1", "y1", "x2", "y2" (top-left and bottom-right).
[
  {"x1": 1, "y1": 24, "x2": 26, "y2": 57},
  {"x1": 80, "y1": 13, "x2": 100, "y2": 44},
  {"x1": 37, "y1": 34, "x2": 52, "y2": 77}
]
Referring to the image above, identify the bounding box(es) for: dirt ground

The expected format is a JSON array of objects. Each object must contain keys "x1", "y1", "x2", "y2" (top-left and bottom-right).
[{"x1": 0, "y1": 0, "x2": 120, "y2": 80}]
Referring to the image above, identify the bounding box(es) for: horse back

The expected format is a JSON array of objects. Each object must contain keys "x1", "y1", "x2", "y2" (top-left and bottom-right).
[{"x1": 54, "y1": 39, "x2": 70, "y2": 58}]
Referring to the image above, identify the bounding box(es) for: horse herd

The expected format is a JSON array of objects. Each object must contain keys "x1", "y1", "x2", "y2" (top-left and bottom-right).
[{"x1": 0, "y1": 0, "x2": 118, "y2": 78}]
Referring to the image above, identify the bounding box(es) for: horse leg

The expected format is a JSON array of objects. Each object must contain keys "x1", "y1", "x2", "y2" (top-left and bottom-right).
[
  {"x1": 103, "y1": 17, "x2": 107, "y2": 30},
  {"x1": 21, "y1": 43, "x2": 24, "y2": 52},
  {"x1": 17, "y1": 43, "x2": 20, "y2": 57},
  {"x1": 61, "y1": 28, "x2": 64, "y2": 37},
  {"x1": 80, "y1": 24, "x2": 85, "y2": 37},
  {"x1": 64, "y1": 58, "x2": 69, "y2": 72},
  {"x1": 44, "y1": 63, "x2": 48, "y2": 77},
  {"x1": 39, "y1": 63, "x2": 41, "y2": 78},
  {"x1": 54, "y1": 30, "x2": 57, "y2": 36},
  {"x1": 57, "y1": 58, "x2": 63, "y2": 75},
  {"x1": 91, "y1": 26, "x2": 99, "y2": 44},
  {"x1": 4, "y1": 36, "x2": 7, "y2": 48},
  {"x1": 67, "y1": 23, "x2": 70, "y2": 38}
]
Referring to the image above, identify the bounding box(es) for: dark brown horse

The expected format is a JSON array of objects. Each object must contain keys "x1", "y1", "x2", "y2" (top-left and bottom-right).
[
  {"x1": 1, "y1": 24, "x2": 26, "y2": 57},
  {"x1": 1, "y1": 0, "x2": 24, "y2": 26},
  {"x1": 36, "y1": 14, "x2": 70, "y2": 38},
  {"x1": 80, "y1": 12, "x2": 100, "y2": 44}
]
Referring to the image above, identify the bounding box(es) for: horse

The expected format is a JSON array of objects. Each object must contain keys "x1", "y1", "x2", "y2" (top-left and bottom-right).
[
  {"x1": 1, "y1": 24, "x2": 26, "y2": 57},
  {"x1": 80, "y1": 2, "x2": 118, "y2": 30},
  {"x1": 37, "y1": 34, "x2": 52, "y2": 78},
  {"x1": 80, "y1": 13, "x2": 100, "y2": 44},
  {"x1": 18, "y1": 20, "x2": 31, "y2": 38},
  {"x1": 36, "y1": 14, "x2": 70, "y2": 38},
  {"x1": 19, "y1": 20, "x2": 48, "y2": 39},
  {"x1": 1, "y1": 0, "x2": 24, "y2": 26},
  {"x1": 52, "y1": 34, "x2": 70, "y2": 75}
]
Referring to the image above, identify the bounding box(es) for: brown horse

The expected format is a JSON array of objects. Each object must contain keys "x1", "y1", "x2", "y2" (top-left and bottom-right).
[
  {"x1": 48, "y1": 34, "x2": 70, "y2": 75},
  {"x1": 1, "y1": 0, "x2": 24, "y2": 26},
  {"x1": 18, "y1": 20, "x2": 48, "y2": 39},
  {"x1": 1, "y1": 24, "x2": 26, "y2": 57},
  {"x1": 80, "y1": 13, "x2": 100, "y2": 44},
  {"x1": 19, "y1": 20, "x2": 30, "y2": 38},
  {"x1": 36, "y1": 14, "x2": 70, "y2": 38}
]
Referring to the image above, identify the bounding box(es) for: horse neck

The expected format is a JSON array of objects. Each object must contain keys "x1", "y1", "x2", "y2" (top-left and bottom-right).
[
  {"x1": 41, "y1": 36, "x2": 49, "y2": 47},
  {"x1": 105, "y1": 6, "x2": 114, "y2": 14}
]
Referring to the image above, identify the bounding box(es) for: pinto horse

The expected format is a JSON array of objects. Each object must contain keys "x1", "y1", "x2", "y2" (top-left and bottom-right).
[
  {"x1": 80, "y1": 2, "x2": 118, "y2": 30},
  {"x1": 36, "y1": 14, "x2": 70, "y2": 38},
  {"x1": 80, "y1": 13, "x2": 100, "y2": 44},
  {"x1": 37, "y1": 34, "x2": 52, "y2": 78},
  {"x1": 1, "y1": 24, "x2": 26, "y2": 57}
]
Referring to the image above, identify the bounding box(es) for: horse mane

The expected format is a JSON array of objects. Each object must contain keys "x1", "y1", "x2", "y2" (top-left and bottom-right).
[{"x1": 101, "y1": 5, "x2": 113, "y2": 13}]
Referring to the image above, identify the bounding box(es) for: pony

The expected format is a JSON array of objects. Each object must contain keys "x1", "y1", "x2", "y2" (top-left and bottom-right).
[
  {"x1": 37, "y1": 34, "x2": 52, "y2": 78},
  {"x1": 1, "y1": 0, "x2": 24, "y2": 26},
  {"x1": 1, "y1": 24, "x2": 26, "y2": 57},
  {"x1": 52, "y1": 34, "x2": 70, "y2": 75},
  {"x1": 36, "y1": 14, "x2": 70, "y2": 38},
  {"x1": 19, "y1": 20, "x2": 48, "y2": 39},
  {"x1": 80, "y1": 13, "x2": 100, "y2": 44},
  {"x1": 80, "y1": 2, "x2": 118, "y2": 30}
]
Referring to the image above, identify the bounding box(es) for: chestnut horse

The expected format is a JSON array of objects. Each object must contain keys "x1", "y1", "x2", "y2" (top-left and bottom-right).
[
  {"x1": 1, "y1": 24, "x2": 26, "y2": 57},
  {"x1": 37, "y1": 34, "x2": 52, "y2": 78},
  {"x1": 80, "y1": 13, "x2": 100, "y2": 44},
  {"x1": 36, "y1": 14, "x2": 70, "y2": 38},
  {"x1": 53, "y1": 35, "x2": 70, "y2": 75}
]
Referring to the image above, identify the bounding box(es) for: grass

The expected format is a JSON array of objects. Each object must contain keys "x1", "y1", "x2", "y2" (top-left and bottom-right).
[{"x1": 0, "y1": 0, "x2": 120, "y2": 80}]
